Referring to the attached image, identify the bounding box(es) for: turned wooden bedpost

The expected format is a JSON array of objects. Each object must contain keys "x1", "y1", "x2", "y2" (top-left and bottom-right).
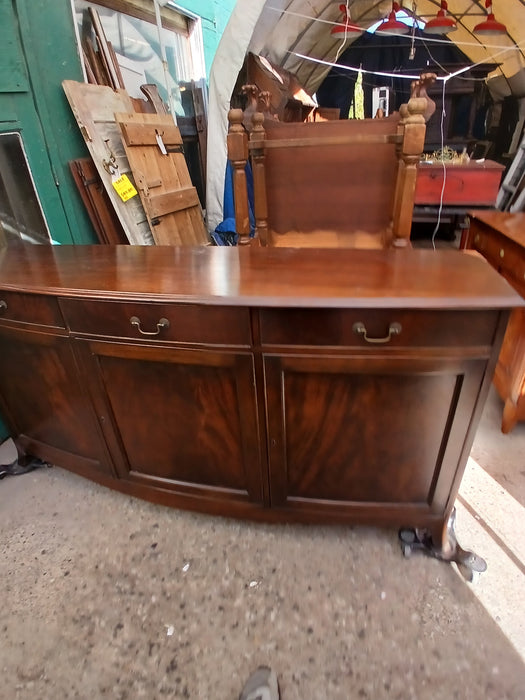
[
  {"x1": 250, "y1": 112, "x2": 268, "y2": 246},
  {"x1": 227, "y1": 109, "x2": 251, "y2": 246},
  {"x1": 391, "y1": 96, "x2": 427, "y2": 248}
]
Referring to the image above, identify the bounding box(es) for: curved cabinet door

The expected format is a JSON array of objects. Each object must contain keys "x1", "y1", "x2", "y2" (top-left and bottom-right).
[
  {"x1": 0, "y1": 326, "x2": 113, "y2": 478},
  {"x1": 74, "y1": 339, "x2": 265, "y2": 514},
  {"x1": 264, "y1": 353, "x2": 487, "y2": 525}
]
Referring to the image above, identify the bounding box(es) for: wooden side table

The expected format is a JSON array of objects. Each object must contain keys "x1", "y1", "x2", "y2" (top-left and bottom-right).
[{"x1": 464, "y1": 210, "x2": 525, "y2": 432}]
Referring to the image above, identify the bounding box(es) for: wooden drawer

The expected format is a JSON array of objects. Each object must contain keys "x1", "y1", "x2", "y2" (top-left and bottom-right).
[
  {"x1": 471, "y1": 228, "x2": 525, "y2": 297},
  {"x1": 471, "y1": 228, "x2": 506, "y2": 271},
  {"x1": 498, "y1": 243, "x2": 525, "y2": 297},
  {"x1": 0, "y1": 290, "x2": 65, "y2": 328},
  {"x1": 60, "y1": 298, "x2": 252, "y2": 346},
  {"x1": 258, "y1": 308, "x2": 499, "y2": 348}
]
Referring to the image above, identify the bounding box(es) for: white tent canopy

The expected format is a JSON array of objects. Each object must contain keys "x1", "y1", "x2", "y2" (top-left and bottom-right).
[{"x1": 206, "y1": 0, "x2": 525, "y2": 232}]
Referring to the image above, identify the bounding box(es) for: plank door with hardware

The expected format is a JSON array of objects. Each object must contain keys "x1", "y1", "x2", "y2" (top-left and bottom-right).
[
  {"x1": 116, "y1": 112, "x2": 208, "y2": 246},
  {"x1": 62, "y1": 80, "x2": 153, "y2": 245}
]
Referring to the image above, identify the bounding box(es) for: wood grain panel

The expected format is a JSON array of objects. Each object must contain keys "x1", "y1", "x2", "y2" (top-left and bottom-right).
[
  {"x1": 77, "y1": 341, "x2": 263, "y2": 504},
  {"x1": 0, "y1": 327, "x2": 111, "y2": 475},
  {"x1": 264, "y1": 354, "x2": 487, "y2": 515}
]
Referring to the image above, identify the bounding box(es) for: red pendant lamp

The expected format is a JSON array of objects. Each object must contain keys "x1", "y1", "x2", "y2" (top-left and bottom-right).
[
  {"x1": 473, "y1": 1, "x2": 507, "y2": 35},
  {"x1": 424, "y1": 1, "x2": 457, "y2": 35},
  {"x1": 331, "y1": 3, "x2": 364, "y2": 35},
  {"x1": 376, "y1": 2, "x2": 410, "y2": 36}
]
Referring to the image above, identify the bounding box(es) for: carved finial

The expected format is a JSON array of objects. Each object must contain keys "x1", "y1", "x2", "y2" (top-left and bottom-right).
[
  {"x1": 251, "y1": 112, "x2": 265, "y2": 131},
  {"x1": 228, "y1": 108, "x2": 245, "y2": 133},
  {"x1": 241, "y1": 84, "x2": 259, "y2": 109},
  {"x1": 405, "y1": 97, "x2": 428, "y2": 124},
  {"x1": 399, "y1": 103, "x2": 409, "y2": 121},
  {"x1": 409, "y1": 73, "x2": 437, "y2": 123}
]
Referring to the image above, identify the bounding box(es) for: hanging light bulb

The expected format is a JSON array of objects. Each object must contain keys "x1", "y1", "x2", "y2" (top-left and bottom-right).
[
  {"x1": 376, "y1": 2, "x2": 410, "y2": 36},
  {"x1": 424, "y1": 1, "x2": 457, "y2": 35},
  {"x1": 331, "y1": 3, "x2": 364, "y2": 35},
  {"x1": 473, "y1": 1, "x2": 507, "y2": 35}
]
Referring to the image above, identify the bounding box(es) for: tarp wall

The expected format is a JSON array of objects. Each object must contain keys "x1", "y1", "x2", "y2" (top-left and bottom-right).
[{"x1": 206, "y1": 0, "x2": 266, "y2": 233}]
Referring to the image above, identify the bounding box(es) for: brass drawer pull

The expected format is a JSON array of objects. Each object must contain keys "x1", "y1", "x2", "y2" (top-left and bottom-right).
[
  {"x1": 0, "y1": 300, "x2": 7, "y2": 313},
  {"x1": 130, "y1": 315, "x2": 170, "y2": 336},
  {"x1": 353, "y1": 321, "x2": 402, "y2": 344}
]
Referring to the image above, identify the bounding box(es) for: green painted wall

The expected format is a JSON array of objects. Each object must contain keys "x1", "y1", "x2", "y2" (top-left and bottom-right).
[
  {"x1": 174, "y1": 1, "x2": 237, "y2": 80},
  {"x1": 0, "y1": 1, "x2": 98, "y2": 437},
  {"x1": 1, "y1": 1, "x2": 97, "y2": 245}
]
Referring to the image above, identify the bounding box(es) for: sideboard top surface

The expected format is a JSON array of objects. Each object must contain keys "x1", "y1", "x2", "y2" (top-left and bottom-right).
[{"x1": 0, "y1": 243, "x2": 521, "y2": 310}]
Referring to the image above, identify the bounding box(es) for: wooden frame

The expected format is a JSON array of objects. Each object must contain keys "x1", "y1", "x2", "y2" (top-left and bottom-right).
[
  {"x1": 227, "y1": 96, "x2": 428, "y2": 248},
  {"x1": 82, "y1": 0, "x2": 189, "y2": 35}
]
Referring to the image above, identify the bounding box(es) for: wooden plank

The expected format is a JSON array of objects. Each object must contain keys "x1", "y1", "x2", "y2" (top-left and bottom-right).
[
  {"x1": 192, "y1": 82, "x2": 207, "y2": 190},
  {"x1": 249, "y1": 133, "x2": 401, "y2": 151},
  {"x1": 69, "y1": 158, "x2": 128, "y2": 245},
  {"x1": 115, "y1": 112, "x2": 208, "y2": 246},
  {"x1": 149, "y1": 188, "x2": 199, "y2": 218},
  {"x1": 63, "y1": 80, "x2": 154, "y2": 245},
  {"x1": 88, "y1": 7, "x2": 121, "y2": 90},
  {"x1": 81, "y1": 46, "x2": 98, "y2": 85},
  {"x1": 107, "y1": 41, "x2": 125, "y2": 90},
  {"x1": 83, "y1": 38, "x2": 108, "y2": 86},
  {"x1": 140, "y1": 84, "x2": 168, "y2": 115},
  {"x1": 119, "y1": 122, "x2": 183, "y2": 147}
]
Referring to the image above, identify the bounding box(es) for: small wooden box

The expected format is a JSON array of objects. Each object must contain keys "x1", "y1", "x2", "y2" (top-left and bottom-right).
[{"x1": 415, "y1": 160, "x2": 504, "y2": 206}]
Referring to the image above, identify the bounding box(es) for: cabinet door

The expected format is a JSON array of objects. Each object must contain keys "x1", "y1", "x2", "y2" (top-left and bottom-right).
[
  {"x1": 264, "y1": 353, "x2": 487, "y2": 524},
  {"x1": 0, "y1": 326, "x2": 112, "y2": 477},
  {"x1": 75, "y1": 339, "x2": 264, "y2": 511}
]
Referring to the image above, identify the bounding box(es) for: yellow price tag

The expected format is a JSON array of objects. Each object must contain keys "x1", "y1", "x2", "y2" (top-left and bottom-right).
[{"x1": 112, "y1": 174, "x2": 138, "y2": 201}]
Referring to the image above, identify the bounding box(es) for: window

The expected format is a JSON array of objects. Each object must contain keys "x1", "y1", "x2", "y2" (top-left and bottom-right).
[
  {"x1": 73, "y1": 0, "x2": 206, "y2": 118},
  {"x1": 0, "y1": 133, "x2": 50, "y2": 245}
]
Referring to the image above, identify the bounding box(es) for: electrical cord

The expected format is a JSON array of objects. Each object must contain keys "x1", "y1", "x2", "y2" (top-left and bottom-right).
[{"x1": 431, "y1": 77, "x2": 448, "y2": 250}]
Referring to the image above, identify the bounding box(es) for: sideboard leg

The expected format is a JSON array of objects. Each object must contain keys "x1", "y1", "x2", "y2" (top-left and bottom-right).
[
  {"x1": 398, "y1": 507, "x2": 487, "y2": 582},
  {"x1": 502, "y1": 398, "x2": 518, "y2": 434}
]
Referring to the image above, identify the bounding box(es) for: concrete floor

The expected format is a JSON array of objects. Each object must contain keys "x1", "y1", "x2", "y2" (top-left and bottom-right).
[{"x1": 1, "y1": 386, "x2": 524, "y2": 700}]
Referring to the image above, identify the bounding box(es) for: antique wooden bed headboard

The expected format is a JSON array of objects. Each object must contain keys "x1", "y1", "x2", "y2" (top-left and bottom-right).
[{"x1": 227, "y1": 96, "x2": 428, "y2": 248}]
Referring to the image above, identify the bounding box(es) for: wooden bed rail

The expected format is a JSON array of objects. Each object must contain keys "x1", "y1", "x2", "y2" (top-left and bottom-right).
[{"x1": 248, "y1": 133, "x2": 404, "y2": 150}]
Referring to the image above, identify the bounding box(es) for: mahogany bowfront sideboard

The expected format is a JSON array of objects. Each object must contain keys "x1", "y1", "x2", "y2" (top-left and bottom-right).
[{"x1": 0, "y1": 244, "x2": 521, "y2": 571}]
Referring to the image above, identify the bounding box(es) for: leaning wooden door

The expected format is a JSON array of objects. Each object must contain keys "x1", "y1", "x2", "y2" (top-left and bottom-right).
[
  {"x1": 62, "y1": 80, "x2": 153, "y2": 245},
  {"x1": 115, "y1": 112, "x2": 209, "y2": 246}
]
